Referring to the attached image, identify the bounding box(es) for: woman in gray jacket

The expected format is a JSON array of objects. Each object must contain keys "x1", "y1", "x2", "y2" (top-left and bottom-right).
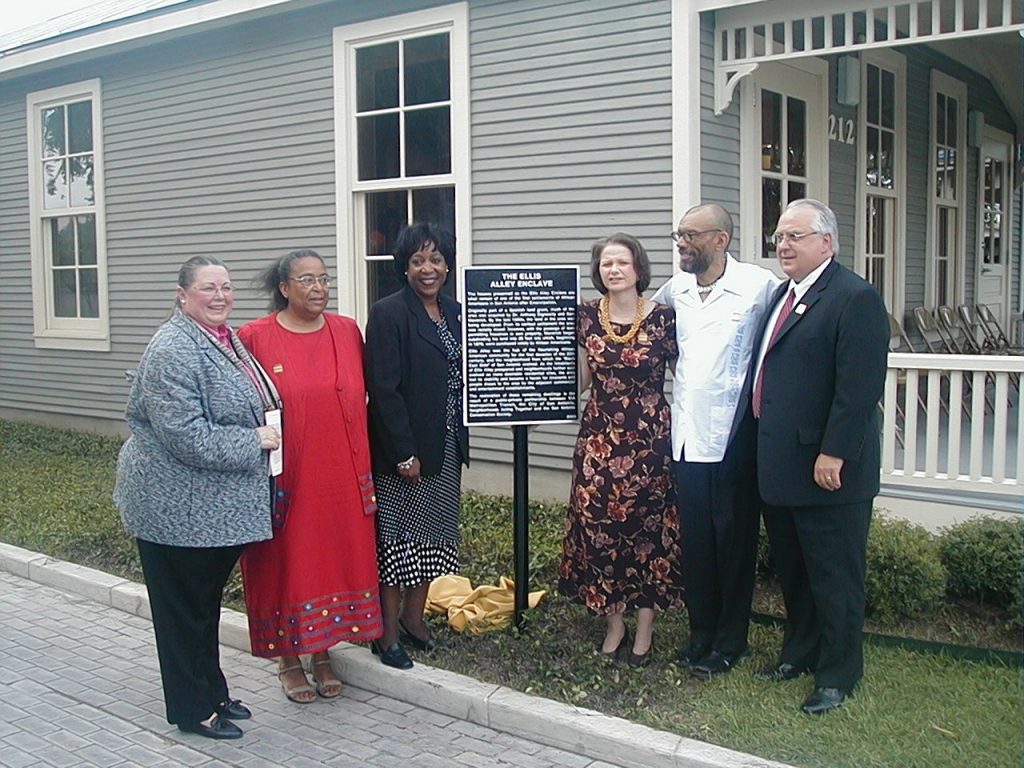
[{"x1": 114, "y1": 256, "x2": 281, "y2": 740}]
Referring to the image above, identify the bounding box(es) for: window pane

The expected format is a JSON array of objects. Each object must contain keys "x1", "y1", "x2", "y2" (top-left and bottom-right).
[
  {"x1": 881, "y1": 69, "x2": 895, "y2": 129},
  {"x1": 786, "y1": 97, "x2": 806, "y2": 176},
  {"x1": 53, "y1": 270, "x2": 77, "y2": 317},
  {"x1": 356, "y1": 43, "x2": 399, "y2": 112},
  {"x1": 67, "y1": 100, "x2": 93, "y2": 154},
  {"x1": 367, "y1": 258, "x2": 406, "y2": 305},
  {"x1": 761, "y1": 90, "x2": 782, "y2": 172},
  {"x1": 357, "y1": 113, "x2": 400, "y2": 180},
  {"x1": 405, "y1": 107, "x2": 451, "y2": 176},
  {"x1": 77, "y1": 215, "x2": 96, "y2": 265},
  {"x1": 945, "y1": 96, "x2": 957, "y2": 146},
  {"x1": 41, "y1": 106, "x2": 65, "y2": 158},
  {"x1": 366, "y1": 190, "x2": 408, "y2": 256},
  {"x1": 935, "y1": 93, "x2": 945, "y2": 145},
  {"x1": 762, "y1": 178, "x2": 781, "y2": 254},
  {"x1": 788, "y1": 181, "x2": 806, "y2": 203},
  {"x1": 867, "y1": 64, "x2": 879, "y2": 124},
  {"x1": 865, "y1": 127, "x2": 879, "y2": 187},
  {"x1": 43, "y1": 159, "x2": 68, "y2": 209},
  {"x1": 945, "y1": 147, "x2": 956, "y2": 197},
  {"x1": 70, "y1": 156, "x2": 94, "y2": 206},
  {"x1": 79, "y1": 268, "x2": 99, "y2": 318},
  {"x1": 50, "y1": 217, "x2": 75, "y2": 266},
  {"x1": 404, "y1": 34, "x2": 450, "y2": 106},
  {"x1": 880, "y1": 130, "x2": 894, "y2": 189},
  {"x1": 411, "y1": 186, "x2": 455, "y2": 236}
]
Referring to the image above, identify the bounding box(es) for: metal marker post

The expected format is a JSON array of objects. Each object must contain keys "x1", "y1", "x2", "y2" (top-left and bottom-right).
[{"x1": 512, "y1": 424, "x2": 529, "y2": 630}]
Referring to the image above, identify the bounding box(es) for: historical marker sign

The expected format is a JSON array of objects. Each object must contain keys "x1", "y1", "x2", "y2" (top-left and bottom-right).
[{"x1": 462, "y1": 266, "x2": 580, "y2": 426}]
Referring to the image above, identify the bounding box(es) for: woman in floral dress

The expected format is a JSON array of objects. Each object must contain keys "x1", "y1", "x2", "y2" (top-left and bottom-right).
[{"x1": 559, "y1": 232, "x2": 684, "y2": 667}]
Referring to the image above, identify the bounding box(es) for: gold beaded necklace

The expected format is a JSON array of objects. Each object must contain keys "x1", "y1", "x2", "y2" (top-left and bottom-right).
[{"x1": 598, "y1": 295, "x2": 646, "y2": 345}]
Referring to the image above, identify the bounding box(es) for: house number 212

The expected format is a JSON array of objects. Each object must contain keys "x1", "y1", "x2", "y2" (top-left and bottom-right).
[{"x1": 828, "y1": 114, "x2": 855, "y2": 144}]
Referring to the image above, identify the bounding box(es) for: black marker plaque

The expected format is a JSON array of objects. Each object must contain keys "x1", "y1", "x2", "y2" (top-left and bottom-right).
[{"x1": 462, "y1": 266, "x2": 579, "y2": 426}]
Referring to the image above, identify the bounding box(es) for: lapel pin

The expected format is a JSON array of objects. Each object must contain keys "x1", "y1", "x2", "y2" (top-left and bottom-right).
[
  {"x1": 795, "y1": 304, "x2": 807, "y2": 315},
  {"x1": 273, "y1": 364, "x2": 284, "y2": 373}
]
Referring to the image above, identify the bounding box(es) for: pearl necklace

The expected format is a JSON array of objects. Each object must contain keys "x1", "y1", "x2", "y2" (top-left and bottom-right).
[{"x1": 598, "y1": 295, "x2": 645, "y2": 345}]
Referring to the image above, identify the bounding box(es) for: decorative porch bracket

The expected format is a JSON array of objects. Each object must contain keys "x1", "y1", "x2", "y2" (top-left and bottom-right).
[{"x1": 713, "y1": 0, "x2": 1024, "y2": 115}]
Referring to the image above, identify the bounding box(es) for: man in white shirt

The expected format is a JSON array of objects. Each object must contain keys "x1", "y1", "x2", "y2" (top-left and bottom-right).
[{"x1": 650, "y1": 203, "x2": 778, "y2": 679}]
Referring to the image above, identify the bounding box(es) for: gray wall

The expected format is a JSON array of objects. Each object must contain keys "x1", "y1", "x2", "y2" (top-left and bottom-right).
[{"x1": 468, "y1": 0, "x2": 673, "y2": 471}]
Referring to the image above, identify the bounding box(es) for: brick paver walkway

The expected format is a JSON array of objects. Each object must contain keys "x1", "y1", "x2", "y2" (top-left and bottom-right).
[{"x1": 0, "y1": 570, "x2": 622, "y2": 768}]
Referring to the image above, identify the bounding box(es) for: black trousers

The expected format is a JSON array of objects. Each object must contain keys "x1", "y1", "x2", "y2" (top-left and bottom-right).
[
  {"x1": 761, "y1": 500, "x2": 872, "y2": 690},
  {"x1": 136, "y1": 538, "x2": 245, "y2": 725},
  {"x1": 674, "y1": 415, "x2": 760, "y2": 656}
]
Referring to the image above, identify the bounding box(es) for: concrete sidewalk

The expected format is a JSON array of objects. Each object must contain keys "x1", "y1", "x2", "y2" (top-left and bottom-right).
[{"x1": 0, "y1": 542, "x2": 788, "y2": 768}]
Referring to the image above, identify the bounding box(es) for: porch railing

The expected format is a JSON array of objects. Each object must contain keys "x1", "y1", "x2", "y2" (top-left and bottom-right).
[{"x1": 882, "y1": 353, "x2": 1022, "y2": 497}]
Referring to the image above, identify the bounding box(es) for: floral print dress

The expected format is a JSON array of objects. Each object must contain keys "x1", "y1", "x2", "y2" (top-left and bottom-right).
[{"x1": 558, "y1": 300, "x2": 685, "y2": 616}]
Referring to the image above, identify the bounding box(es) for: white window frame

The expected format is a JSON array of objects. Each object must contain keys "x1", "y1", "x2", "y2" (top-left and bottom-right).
[
  {"x1": 26, "y1": 79, "x2": 109, "y2": 351},
  {"x1": 333, "y1": 3, "x2": 471, "y2": 324},
  {"x1": 739, "y1": 58, "x2": 829, "y2": 270},
  {"x1": 855, "y1": 48, "x2": 906, "y2": 321},
  {"x1": 925, "y1": 70, "x2": 967, "y2": 309}
]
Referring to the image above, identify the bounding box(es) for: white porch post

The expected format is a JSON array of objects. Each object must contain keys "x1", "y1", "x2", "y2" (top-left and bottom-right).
[{"x1": 672, "y1": 1, "x2": 703, "y2": 221}]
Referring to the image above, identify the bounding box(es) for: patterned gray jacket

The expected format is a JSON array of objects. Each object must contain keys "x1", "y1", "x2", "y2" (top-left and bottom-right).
[{"x1": 114, "y1": 311, "x2": 273, "y2": 548}]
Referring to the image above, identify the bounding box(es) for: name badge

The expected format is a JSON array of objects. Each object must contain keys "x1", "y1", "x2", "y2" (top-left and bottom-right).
[{"x1": 265, "y1": 408, "x2": 283, "y2": 477}]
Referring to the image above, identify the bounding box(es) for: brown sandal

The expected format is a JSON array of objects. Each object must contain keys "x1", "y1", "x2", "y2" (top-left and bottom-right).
[
  {"x1": 308, "y1": 657, "x2": 343, "y2": 699},
  {"x1": 277, "y1": 662, "x2": 316, "y2": 704}
]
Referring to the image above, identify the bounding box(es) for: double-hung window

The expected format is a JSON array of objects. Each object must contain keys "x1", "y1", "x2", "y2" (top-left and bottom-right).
[
  {"x1": 335, "y1": 4, "x2": 470, "y2": 321},
  {"x1": 27, "y1": 79, "x2": 108, "y2": 350}
]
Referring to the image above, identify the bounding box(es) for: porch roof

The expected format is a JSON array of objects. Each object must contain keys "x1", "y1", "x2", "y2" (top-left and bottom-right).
[{"x1": 704, "y1": 0, "x2": 1024, "y2": 127}]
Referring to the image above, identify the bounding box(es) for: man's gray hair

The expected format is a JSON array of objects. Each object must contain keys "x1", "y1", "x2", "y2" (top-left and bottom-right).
[{"x1": 785, "y1": 198, "x2": 839, "y2": 256}]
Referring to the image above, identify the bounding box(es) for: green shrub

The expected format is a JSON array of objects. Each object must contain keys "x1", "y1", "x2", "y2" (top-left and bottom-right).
[
  {"x1": 940, "y1": 517, "x2": 1024, "y2": 614},
  {"x1": 866, "y1": 516, "x2": 945, "y2": 620}
]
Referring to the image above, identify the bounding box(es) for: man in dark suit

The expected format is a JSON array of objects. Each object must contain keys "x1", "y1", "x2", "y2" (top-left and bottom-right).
[{"x1": 750, "y1": 199, "x2": 889, "y2": 715}]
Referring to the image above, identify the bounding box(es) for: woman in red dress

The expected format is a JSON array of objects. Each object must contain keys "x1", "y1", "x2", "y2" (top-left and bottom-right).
[{"x1": 239, "y1": 250, "x2": 382, "y2": 702}]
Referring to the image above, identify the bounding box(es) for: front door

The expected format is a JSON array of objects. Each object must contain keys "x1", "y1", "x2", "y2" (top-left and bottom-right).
[
  {"x1": 741, "y1": 60, "x2": 828, "y2": 272},
  {"x1": 977, "y1": 127, "x2": 1013, "y2": 324}
]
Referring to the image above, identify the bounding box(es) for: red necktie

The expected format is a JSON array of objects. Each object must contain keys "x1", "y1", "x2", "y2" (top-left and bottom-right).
[{"x1": 753, "y1": 288, "x2": 796, "y2": 418}]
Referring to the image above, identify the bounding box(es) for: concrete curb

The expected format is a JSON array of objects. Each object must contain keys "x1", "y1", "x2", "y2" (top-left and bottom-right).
[{"x1": 0, "y1": 541, "x2": 791, "y2": 768}]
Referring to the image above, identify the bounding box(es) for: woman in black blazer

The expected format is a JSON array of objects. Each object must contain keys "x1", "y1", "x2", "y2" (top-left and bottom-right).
[{"x1": 364, "y1": 223, "x2": 469, "y2": 669}]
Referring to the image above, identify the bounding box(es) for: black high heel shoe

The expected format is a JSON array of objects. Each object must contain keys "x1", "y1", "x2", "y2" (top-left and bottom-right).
[
  {"x1": 599, "y1": 628, "x2": 630, "y2": 662},
  {"x1": 371, "y1": 639, "x2": 413, "y2": 670},
  {"x1": 398, "y1": 618, "x2": 437, "y2": 652},
  {"x1": 628, "y1": 635, "x2": 655, "y2": 668}
]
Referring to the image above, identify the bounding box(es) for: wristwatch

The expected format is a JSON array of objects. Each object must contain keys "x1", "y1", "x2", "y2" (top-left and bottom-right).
[{"x1": 396, "y1": 456, "x2": 416, "y2": 471}]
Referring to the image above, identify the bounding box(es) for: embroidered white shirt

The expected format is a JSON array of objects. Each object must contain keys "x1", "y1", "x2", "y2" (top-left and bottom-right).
[{"x1": 651, "y1": 254, "x2": 779, "y2": 463}]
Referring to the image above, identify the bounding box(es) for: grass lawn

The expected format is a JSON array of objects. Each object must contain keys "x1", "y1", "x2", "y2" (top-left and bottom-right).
[{"x1": 1, "y1": 420, "x2": 1021, "y2": 768}]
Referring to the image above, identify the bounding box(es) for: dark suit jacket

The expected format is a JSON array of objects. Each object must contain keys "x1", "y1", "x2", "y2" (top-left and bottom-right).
[
  {"x1": 364, "y1": 286, "x2": 470, "y2": 476},
  {"x1": 753, "y1": 260, "x2": 889, "y2": 507}
]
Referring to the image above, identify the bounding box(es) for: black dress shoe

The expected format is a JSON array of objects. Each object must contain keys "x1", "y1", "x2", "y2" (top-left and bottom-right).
[
  {"x1": 398, "y1": 618, "x2": 437, "y2": 652},
  {"x1": 599, "y1": 628, "x2": 630, "y2": 662},
  {"x1": 215, "y1": 698, "x2": 252, "y2": 720},
  {"x1": 371, "y1": 640, "x2": 413, "y2": 670},
  {"x1": 178, "y1": 714, "x2": 244, "y2": 740},
  {"x1": 800, "y1": 687, "x2": 847, "y2": 715},
  {"x1": 690, "y1": 648, "x2": 748, "y2": 681},
  {"x1": 756, "y1": 662, "x2": 809, "y2": 682},
  {"x1": 678, "y1": 640, "x2": 711, "y2": 668}
]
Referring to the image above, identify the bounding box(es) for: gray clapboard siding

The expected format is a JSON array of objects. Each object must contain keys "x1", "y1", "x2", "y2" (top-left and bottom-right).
[{"x1": 469, "y1": 0, "x2": 672, "y2": 471}]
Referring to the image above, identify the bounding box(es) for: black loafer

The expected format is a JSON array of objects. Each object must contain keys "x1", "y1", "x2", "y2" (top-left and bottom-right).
[
  {"x1": 800, "y1": 687, "x2": 847, "y2": 715},
  {"x1": 178, "y1": 714, "x2": 243, "y2": 740},
  {"x1": 398, "y1": 619, "x2": 438, "y2": 652},
  {"x1": 756, "y1": 662, "x2": 809, "y2": 683},
  {"x1": 690, "y1": 648, "x2": 748, "y2": 681},
  {"x1": 678, "y1": 640, "x2": 711, "y2": 668},
  {"x1": 372, "y1": 640, "x2": 413, "y2": 670},
  {"x1": 215, "y1": 698, "x2": 252, "y2": 720}
]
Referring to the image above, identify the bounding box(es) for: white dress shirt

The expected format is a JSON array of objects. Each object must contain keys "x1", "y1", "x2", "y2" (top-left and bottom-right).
[
  {"x1": 651, "y1": 254, "x2": 779, "y2": 463},
  {"x1": 752, "y1": 256, "x2": 833, "y2": 386}
]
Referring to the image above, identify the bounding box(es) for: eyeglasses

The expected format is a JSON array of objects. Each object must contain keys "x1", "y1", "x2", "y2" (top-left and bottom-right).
[
  {"x1": 771, "y1": 230, "x2": 821, "y2": 246},
  {"x1": 671, "y1": 229, "x2": 722, "y2": 244},
  {"x1": 194, "y1": 284, "x2": 234, "y2": 296},
  {"x1": 289, "y1": 275, "x2": 332, "y2": 288}
]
